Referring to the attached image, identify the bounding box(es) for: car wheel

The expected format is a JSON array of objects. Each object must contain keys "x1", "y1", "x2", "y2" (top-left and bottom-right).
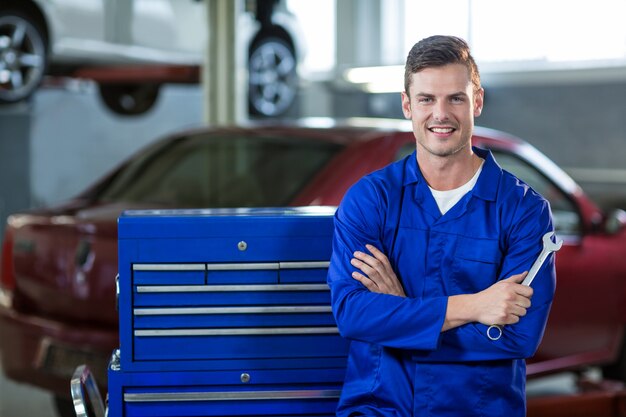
[
  {"x1": 248, "y1": 36, "x2": 297, "y2": 117},
  {"x1": 53, "y1": 395, "x2": 75, "y2": 417},
  {"x1": 98, "y1": 83, "x2": 160, "y2": 116},
  {"x1": 0, "y1": 9, "x2": 47, "y2": 104}
]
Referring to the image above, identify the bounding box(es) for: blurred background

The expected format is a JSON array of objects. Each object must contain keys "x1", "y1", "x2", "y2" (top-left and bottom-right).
[
  {"x1": 2, "y1": 0, "x2": 625, "y2": 221},
  {"x1": 1, "y1": 0, "x2": 625, "y2": 416}
]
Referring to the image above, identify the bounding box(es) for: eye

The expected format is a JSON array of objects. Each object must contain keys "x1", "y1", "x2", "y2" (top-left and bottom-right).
[
  {"x1": 451, "y1": 96, "x2": 465, "y2": 103},
  {"x1": 417, "y1": 97, "x2": 432, "y2": 104}
]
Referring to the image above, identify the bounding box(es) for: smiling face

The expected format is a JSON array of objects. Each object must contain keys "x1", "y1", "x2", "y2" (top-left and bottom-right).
[{"x1": 401, "y1": 63, "x2": 484, "y2": 159}]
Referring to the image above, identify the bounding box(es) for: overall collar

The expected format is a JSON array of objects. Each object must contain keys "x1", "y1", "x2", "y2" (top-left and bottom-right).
[
  {"x1": 402, "y1": 146, "x2": 502, "y2": 222},
  {"x1": 403, "y1": 146, "x2": 502, "y2": 201}
]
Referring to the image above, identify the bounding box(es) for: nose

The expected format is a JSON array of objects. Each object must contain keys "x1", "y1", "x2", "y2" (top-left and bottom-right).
[{"x1": 432, "y1": 100, "x2": 450, "y2": 122}]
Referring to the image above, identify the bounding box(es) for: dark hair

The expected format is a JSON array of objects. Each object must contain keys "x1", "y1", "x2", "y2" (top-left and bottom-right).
[{"x1": 404, "y1": 35, "x2": 480, "y2": 96}]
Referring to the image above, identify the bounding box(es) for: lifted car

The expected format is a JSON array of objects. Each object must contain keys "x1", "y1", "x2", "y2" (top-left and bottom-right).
[{"x1": 0, "y1": 0, "x2": 302, "y2": 117}]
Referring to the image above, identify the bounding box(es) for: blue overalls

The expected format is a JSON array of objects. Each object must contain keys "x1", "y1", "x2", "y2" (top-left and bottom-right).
[{"x1": 328, "y1": 148, "x2": 556, "y2": 416}]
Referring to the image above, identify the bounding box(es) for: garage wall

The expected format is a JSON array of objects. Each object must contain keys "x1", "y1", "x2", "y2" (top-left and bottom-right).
[
  {"x1": 30, "y1": 84, "x2": 204, "y2": 207},
  {"x1": 479, "y1": 82, "x2": 625, "y2": 170},
  {"x1": 478, "y1": 81, "x2": 626, "y2": 210},
  {"x1": 0, "y1": 84, "x2": 204, "y2": 237}
]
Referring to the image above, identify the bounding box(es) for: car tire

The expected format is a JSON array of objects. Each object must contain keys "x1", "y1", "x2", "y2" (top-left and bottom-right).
[
  {"x1": 248, "y1": 35, "x2": 297, "y2": 117},
  {"x1": 0, "y1": 9, "x2": 48, "y2": 104},
  {"x1": 98, "y1": 83, "x2": 160, "y2": 116}
]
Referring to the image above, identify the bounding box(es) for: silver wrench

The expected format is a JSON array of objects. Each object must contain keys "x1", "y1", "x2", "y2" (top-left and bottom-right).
[
  {"x1": 487, "y1": 231, "x2": 563, "y2": 341},
  {"x1": 521, "y1": 231, "x2": 563, "y2": 286}
]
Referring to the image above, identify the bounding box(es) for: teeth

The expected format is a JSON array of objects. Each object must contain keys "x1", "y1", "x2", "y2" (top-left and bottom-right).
[{"x1": 430, "y1": 127, "x2": 453, "y2": 133}]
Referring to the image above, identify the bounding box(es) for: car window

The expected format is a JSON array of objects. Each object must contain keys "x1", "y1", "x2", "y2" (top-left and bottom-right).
[
  {"x1": 98, "y1": 133, "x2": 343, "y2": 208},
  {"x1": 490, "y1": 150, "x2": 581, "y2": 236}
]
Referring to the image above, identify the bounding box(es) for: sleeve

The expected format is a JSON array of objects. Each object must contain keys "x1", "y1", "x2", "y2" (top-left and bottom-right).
[
  {"x1": 414, "y1": 192, "x2": 556, "y2": 362},
  {"x1": 328, "y1": 177, "x2": 448, "y2": 351}
]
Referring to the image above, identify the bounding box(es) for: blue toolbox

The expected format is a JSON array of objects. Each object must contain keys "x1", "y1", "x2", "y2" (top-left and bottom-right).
[{"x1": 107, "y1": 207, "x2": 349, "y2": 417}]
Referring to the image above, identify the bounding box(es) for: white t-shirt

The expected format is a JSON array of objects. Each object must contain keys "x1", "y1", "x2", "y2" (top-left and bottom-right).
[{"x1": 429, "y1": 161, "x2": 484, "y2": 215}]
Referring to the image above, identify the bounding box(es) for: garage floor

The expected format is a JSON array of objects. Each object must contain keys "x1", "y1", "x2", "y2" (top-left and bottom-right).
[{"x1": 0, "y1": 360, "x2": 56, "y2": 417}]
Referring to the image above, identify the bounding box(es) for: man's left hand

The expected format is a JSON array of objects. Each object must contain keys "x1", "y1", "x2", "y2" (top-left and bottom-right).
[{"x1": 350, "y1": 244, "x2": 406, "y2": 297}]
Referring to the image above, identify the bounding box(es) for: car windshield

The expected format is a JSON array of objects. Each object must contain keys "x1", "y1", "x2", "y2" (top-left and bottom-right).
[{"x1": 97, "y1": 132, "x2": 344, "y2": 208}]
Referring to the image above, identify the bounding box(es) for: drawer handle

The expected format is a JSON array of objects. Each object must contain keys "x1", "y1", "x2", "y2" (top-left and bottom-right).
[
  {"x1": 124, "y1": 389, "x2": 342, "y2": 402},
  {"x1": 132, "y1": 262, "x2": 330, "y2": 272},
  {"x1": 279, "y1": 261, "x2": 330, "y2": 269},
  {"x1": 134, "y1": 327, "x2": 340, "y2": 337},
  {"x1": 133, "y1": 264, "x2": 205, "y2": 271},
  {"x1": 206, "y1": 263, "x2": 279, "y2": 271},
  {"x1": 135, "y1": 284, "x2": 329, "y2": 293},
  {"x1": 133, "y1": 306, "x2": 333, "y2": 315}
]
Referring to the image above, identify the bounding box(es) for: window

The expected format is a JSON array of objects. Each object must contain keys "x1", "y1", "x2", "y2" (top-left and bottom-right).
[
  {"x1": 471, "y1": 0, "x2": 626, "y2": 64},
  {"x1": 286, "y1": 0, "x2": 336, "y2": 75},
  {"x1": 403, "y1": 0, "x2": 626, "y2": 66},
  {"x1": 98, "y1": 133, "x2": 343, "y2": 208}
]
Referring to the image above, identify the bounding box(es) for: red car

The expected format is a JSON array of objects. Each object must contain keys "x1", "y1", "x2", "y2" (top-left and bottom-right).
[{"x1": 1, "y1": 120, "x2": 625, "y2": 417}]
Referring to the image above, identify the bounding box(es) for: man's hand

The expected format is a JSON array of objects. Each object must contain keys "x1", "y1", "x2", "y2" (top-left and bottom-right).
[
  {"x1": 350, "y1": 244, "x2": 406, "y2": 297},
  {"x1": 472, "y1": 272, "x2": 533, "y2": 326},
  {"x1": 444, "y1": 272, "x2": 533, "y2": 331}
]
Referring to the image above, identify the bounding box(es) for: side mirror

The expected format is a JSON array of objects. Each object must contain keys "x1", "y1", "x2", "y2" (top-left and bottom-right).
[{"x1": 605, "y1": 209, "x2": 626, "y2": 235}]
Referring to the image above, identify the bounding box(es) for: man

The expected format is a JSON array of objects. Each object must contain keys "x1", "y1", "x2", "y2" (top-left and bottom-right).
[{"x1": 327, "y1": 35, "x2": 555, "y2": 416}]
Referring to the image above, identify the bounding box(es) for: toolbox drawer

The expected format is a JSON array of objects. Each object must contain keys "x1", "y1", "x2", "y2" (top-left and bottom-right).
[
  {"x1": 108, "y1": 365, "x2": 344, "y2": 417},
  {"x1": 130, "y1": 263, "x2": 347, "y2": 363}
]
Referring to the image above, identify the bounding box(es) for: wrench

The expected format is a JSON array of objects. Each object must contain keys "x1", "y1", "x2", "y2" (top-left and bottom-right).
[
  {"x1": 521, "y1": 231, "x2": 563, "y2": 286},
  {"x1": 487, "y1": 231, "x2": 563, "y2": 341}
]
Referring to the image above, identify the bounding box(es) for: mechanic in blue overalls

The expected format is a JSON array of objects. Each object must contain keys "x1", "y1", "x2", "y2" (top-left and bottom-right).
[{"x1": 328, "y1": 35, "x2": 556, "y2": 416}]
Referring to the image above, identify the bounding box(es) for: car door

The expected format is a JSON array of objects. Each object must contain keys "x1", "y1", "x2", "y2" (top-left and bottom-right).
[
  {"x1": 490, "y1": 148, "x2": 623, "y2": 372},
  {"x1": 44, "y1": 0, "x2": 106, "y2": 54}
]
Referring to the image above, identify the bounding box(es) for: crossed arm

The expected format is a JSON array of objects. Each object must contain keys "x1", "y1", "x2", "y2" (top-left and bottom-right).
[
  {"x1": 329, "y1": 176, "x2": 555, "y2": 358},
  {"x1": 350, "y1": 244, "x2": 533, "y2": 332}
]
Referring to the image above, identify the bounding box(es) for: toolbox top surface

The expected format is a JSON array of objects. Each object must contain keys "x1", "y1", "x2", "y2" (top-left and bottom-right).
[{"x1": 118, "y1": 207, "x2": 337, "y2": 239}]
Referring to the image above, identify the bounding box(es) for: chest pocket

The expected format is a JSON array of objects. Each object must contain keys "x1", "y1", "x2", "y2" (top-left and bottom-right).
[{"x1": 451, "y1": 236, "x2": 503, "y2": 294}]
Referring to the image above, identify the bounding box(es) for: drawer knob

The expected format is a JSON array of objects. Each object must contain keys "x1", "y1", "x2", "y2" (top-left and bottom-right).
[
  {"x1": 240, "y1": 373, "x2": 251, "y2": 383},
  {"x1": 238, "y1": 241, "x2": 248, "y2": 251}
]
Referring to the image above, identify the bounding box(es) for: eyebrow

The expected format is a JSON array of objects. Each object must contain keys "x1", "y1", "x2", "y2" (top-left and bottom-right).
[{"x1": 415, "y1": 91, "x2": 469, "y2": 99}]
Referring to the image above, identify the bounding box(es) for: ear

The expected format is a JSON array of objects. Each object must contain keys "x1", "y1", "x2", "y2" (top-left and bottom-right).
[
  {"x1": 473, "y1": 88, "x2": 484, "y2": 117},
  {"x1": 401, "y1": 91, "x2": 412, "y2": 119}
]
